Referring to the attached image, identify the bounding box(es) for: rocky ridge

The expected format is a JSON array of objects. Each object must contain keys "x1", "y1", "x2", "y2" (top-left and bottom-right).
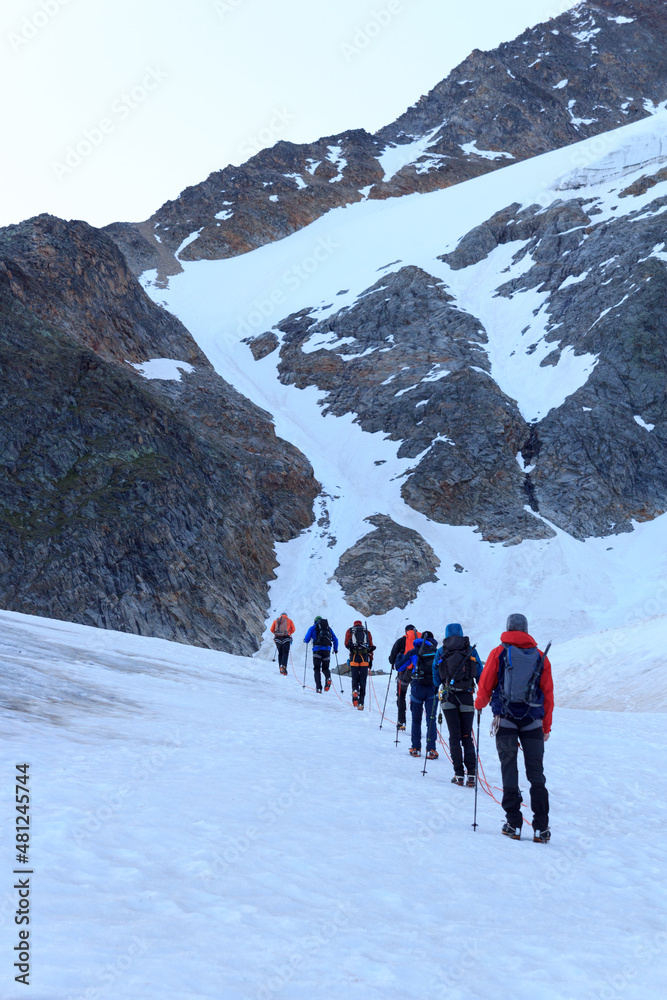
[
  {"x1": 249, "y1": 136, "x2": 667, "y2": 544},
  {"x1": 0, "y1": 216, "x2": 317, "y2": 651},
  {"x1": 108, "y1": 0, "x2": 667, "y2": 283}
]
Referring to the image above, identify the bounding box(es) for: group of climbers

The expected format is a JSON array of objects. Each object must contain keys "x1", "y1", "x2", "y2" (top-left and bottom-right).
[
  {"x1": 271, "y1": 612, "x2": 375, "y2": 706},
  {"x1": 269, "y1": 609, "x2": 553, "y2": 843}
]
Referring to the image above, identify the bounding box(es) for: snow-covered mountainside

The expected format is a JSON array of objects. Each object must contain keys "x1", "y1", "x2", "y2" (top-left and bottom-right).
[
  {"x1": 140, "y1": 109, "x2": 667, "y2": 657},
  {"x1": 108, "y1": 0, "x2": 667, "y2": 283},
  {"x1": 1, "y1": 608, "x2": 665, "y2": 999}
]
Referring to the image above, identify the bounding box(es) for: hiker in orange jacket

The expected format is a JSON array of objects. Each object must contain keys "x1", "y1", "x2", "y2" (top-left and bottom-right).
[
  {"x1": 270, "y1": 612, "x2": 295, "y2": 675},
  {"x1": 388, "y1": 625, "x2": 421, "y2": 731},
  {"x1": 475, "y1": 613, "x2": 553, "y2": 843}
]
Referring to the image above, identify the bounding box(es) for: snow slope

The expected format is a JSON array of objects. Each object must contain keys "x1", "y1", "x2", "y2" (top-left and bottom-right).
[
  {"x1": 139, "y1": 112, "x2": 667, "y2": 660},
  {"x1": 1, "y1": 609, "x2": 666, "y2": 999}
]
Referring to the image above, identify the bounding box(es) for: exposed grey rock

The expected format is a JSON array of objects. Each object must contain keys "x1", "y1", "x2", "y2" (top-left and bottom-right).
[
  {"x1": 0, "y1": 215, "x2": 318, "y2": 652},
  {"x1": 439, "y1": 187, "x2": 667, "y2": 539},
  {"x1": 486, "y1": 192, "x2": 667, "y2": 538},
  {"x1": 333, "y1": 515, "x2": 440, "y2": 616}
]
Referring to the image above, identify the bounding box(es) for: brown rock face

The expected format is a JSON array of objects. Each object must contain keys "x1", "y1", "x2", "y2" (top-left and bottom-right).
[
  {"x1": 333, "y1": 515, "x2": 440, "y2": 617},
  {"x1": 108, "y1": 1, "x2": 667, "y2": 280},
  {"x1": 0, "y1": 216, "x2": 318, "y2": 652}
]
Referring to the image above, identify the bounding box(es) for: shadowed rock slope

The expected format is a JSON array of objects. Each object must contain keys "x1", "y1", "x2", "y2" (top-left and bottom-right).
[{"x1": 0, "y1": 215, "x2": 317, "y2": 651}]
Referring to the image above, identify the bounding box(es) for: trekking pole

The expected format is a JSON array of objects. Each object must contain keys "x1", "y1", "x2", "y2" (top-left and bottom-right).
[
  {"x1": 379, "y1": 667, "x2": 393, "y2": 729},
  {"x1": 472, "y1": 710, "x2": 481, "y2": 831},
  {"x1": 303, "y1": 642, "x2": 309, "y2": 689},
  {"x1": 365, "y1": 621, "x2": 371, "y2": 714},
  {"x1": 335, "y1": 650, "x2": 343, "y2": 693},
  {"x1": 422, "y1": 691, "x2": 439, "y2": 776},
  {"x1": 272, "y1": 645, "x2": 276, "y2": 663}
]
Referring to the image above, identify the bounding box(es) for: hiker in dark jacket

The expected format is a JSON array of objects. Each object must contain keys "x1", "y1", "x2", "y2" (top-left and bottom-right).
[
  {"x1": 303, "y1": 616, "x2": 339, "y2": 693},
  {"x1": 388, "y1": 625, "x2": 421, "y2": 731},
  {"x1": 434, "y1": 623, "x2": 483, "y2": 786},
  {"x1": 397, "y1": 631, "x2": 439, "y2": 759},
  {"x1": 344, "y1": 620, "x2": 374, "y2": 710},
  {"x1": 475, "y1": 613, "x2": 554, "y2": 843}
]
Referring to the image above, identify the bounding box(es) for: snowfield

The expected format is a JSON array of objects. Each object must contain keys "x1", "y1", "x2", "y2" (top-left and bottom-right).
[{"x1": 0, "y1": 608, "x2": 666, "y2": 999}]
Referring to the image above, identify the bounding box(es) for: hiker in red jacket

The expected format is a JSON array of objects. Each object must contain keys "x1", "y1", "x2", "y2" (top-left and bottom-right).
[
  {"x1": 270, "y1": 612, "x2": 295, "y2": 675},
  {"x1": 475, "y1": 613, "x2": 553, "y2": 843}
]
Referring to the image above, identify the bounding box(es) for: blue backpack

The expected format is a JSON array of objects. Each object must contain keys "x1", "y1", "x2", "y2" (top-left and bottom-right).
[{"x1": 498, "y1": 644, "x2": 546, "y2": 716}]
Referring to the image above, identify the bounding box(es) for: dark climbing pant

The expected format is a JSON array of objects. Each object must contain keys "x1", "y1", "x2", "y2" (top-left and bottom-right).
[
  {"x1": 313, "y1": 650, "x2": 332, "y2": 692},
  {"x1": 443, "y1": 704, "x2": 476, "y2": 777},
  {"x1": 496, "y1": 720, "x2": 549, "y2": 833},
  {"x1": 396, "y1": 677, "x2": 410, "y2": 726},
  {"x1": 274, "y1": 637, "x2": 291, "y2": 668},
  {"x1": 350, "y1": 664, "x2": 368, "y2": 705},
  {"x1": 410, "y1": 682, "x2": 437, "y2": 752}
]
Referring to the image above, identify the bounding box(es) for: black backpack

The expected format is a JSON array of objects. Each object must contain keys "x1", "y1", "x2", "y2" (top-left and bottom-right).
[
  {"x1": 411, "y1": 638, "x2": 437, "y2": 684},
  {"x1": 349, "y1": 624, "x2": 369, "y2": 650},
  {"x1": 438, "y1": 635, "x2": 476, "y2": 690},
  {"x1": 314, "y1": 618, "x2": 332, "y2": 646},
  {"x1": 498, "y1": 644, "x2": 545, "y2": 715}
]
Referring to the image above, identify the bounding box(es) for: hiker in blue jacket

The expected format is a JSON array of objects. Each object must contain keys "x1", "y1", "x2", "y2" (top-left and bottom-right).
[
  {"x1": 434, "y1": 623, "x2": 483, "y2": 786},
  {"x1": 304, "y1": 616, "x2": 338, "y2": 693},
  {"x1": 397, "y1": 631, "x2": 439, "y2": 759}
]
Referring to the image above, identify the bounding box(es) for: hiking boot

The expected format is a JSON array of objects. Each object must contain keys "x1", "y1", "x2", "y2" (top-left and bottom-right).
[
  {"x1": 426, "y1": 749, "x2": 439, "y2": 760},
  {"x1": 324, "y1": 678, "x2": 332, "y2": 692},
  {"x1": 451, "y1": 775, "x2": 464, "y2": 786},
  {"x1": 397, "y1": 723, "x2": 406, "y2": 731},
  {"x1": 316, "y1": 687, "x2": 323, "y2": 694},
  {"x1": 502, "y1": 823, "x2": 521, "y2": 840},
  {"x1": 533, "y1": 828, "x2": 551, "y2": 844},
  {"x1": 466, "y1": 774, "x2": 476, "y2": 787},
  {"x1": 279, "y1": 666, "x2": 287, "y2": 675},
  {"x1": 357, "y1": 703, "x2": 364, "y2": 711},
  {"x1": 409, "y1": 747, "x2": 421, "y2": 757},
  {"x1": 352, "y1": 690, "x2": 358, "y2": 707}
]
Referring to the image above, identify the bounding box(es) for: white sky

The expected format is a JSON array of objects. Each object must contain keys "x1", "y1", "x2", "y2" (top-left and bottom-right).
[{"x1": 0, "y1": 0, "x2": 578, "y2": 228}]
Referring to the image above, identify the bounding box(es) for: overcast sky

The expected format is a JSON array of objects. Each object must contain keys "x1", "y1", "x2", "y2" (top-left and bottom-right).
[{"x1": 0, "y1": 0, "x2": 578, "y2": 228}]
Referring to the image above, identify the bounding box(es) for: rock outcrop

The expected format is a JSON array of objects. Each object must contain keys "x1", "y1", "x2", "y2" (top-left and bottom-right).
[
  {"x1": 453, "y1": 194, "x2": 667, "y2": 538},
  {"x1": 333, "y1": 515, "x2": 440, "y2": 616},
  {"x1": 0, "y1": 215, "x2": 317, "y2": 651},
  {"x1": 108, "y1": 1, "x2": 667, "y2": 281},
  {"x1": 265, "y1": 266, "x2": 554, "y2": 543}
]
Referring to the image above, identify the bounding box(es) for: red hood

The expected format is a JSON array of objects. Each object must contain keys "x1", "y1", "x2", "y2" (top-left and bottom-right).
[{"x1": 501, "y1": 630, "x2": 538, "y2": 648}]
